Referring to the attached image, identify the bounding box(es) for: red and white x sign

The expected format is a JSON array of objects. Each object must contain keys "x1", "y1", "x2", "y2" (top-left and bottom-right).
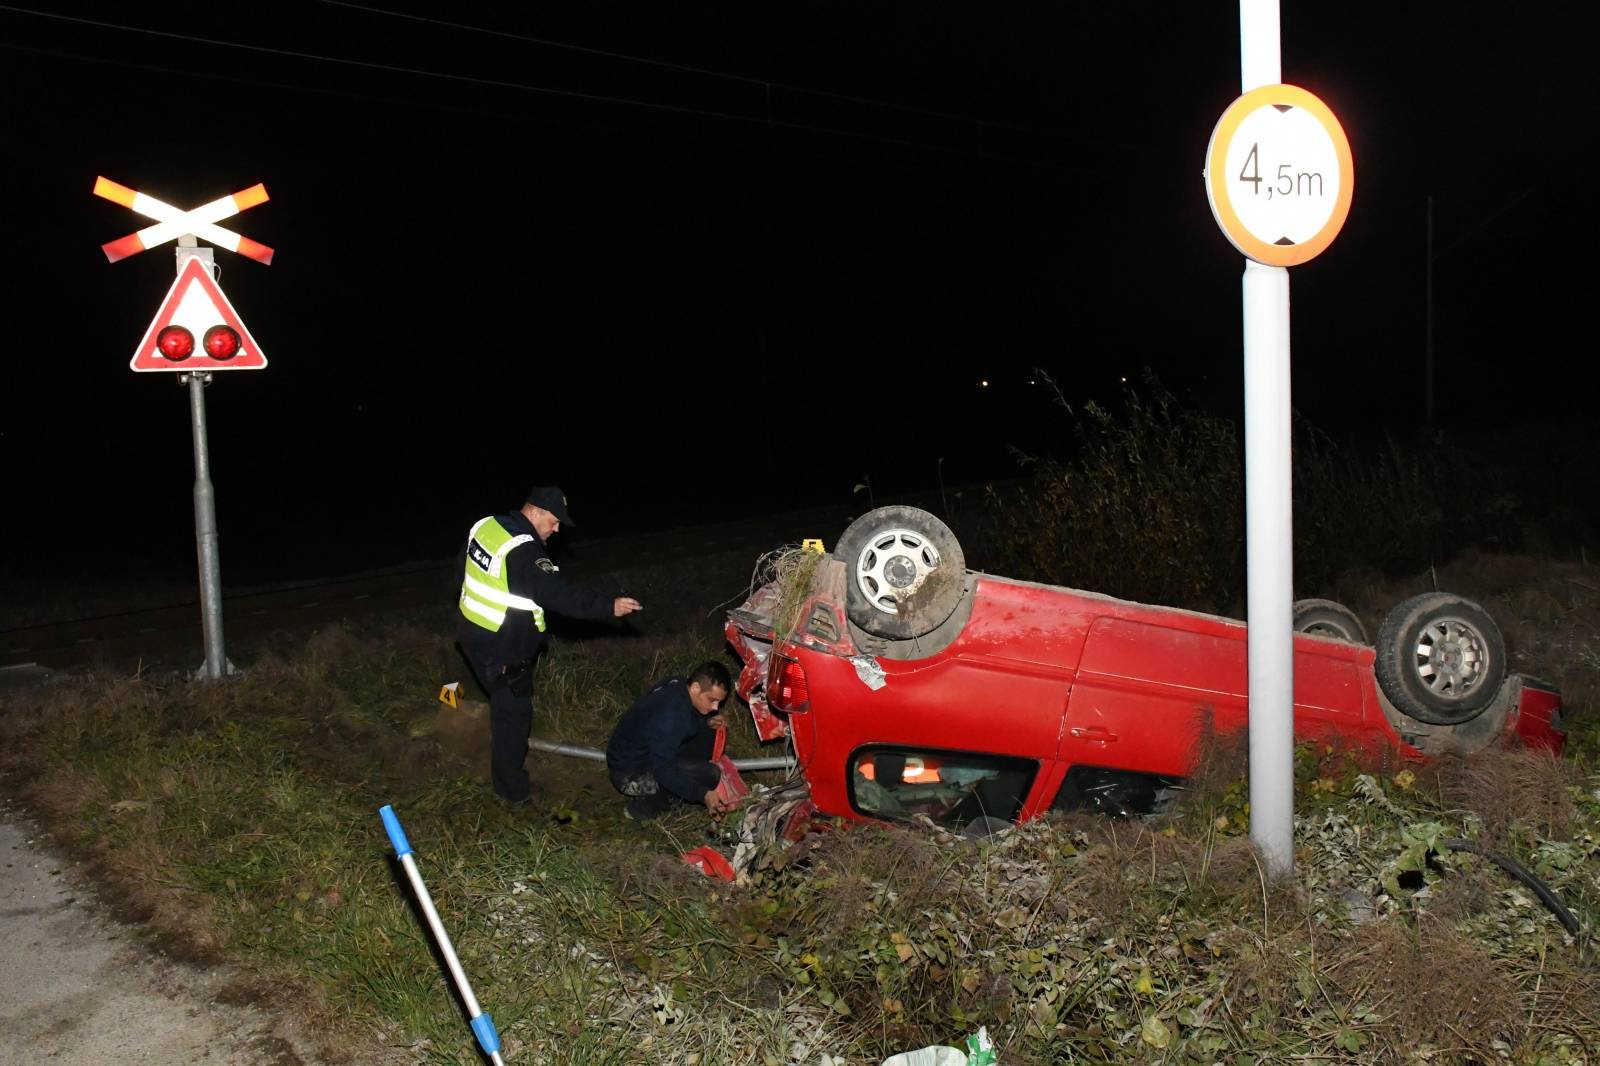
[{"x1": 93, "y1": 176, "x2": 274, "y2": 265}]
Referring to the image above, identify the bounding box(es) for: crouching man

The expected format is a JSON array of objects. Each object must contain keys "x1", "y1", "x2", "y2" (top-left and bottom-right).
[{"x1": 606, "y1": 661, "x2": 737, "y2": 822}]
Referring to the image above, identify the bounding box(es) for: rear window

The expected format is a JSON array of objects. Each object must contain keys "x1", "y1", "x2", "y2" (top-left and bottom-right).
[{"x1": 848, "y1": 746, "x2": 1037, "y2": 829}]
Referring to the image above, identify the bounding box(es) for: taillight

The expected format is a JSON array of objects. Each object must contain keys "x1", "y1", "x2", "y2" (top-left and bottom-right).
[
  {"x1": 156, "y1": 325, "x2": 194, "y2": 361},
  {"x1": 769, "y1": 654, "x2": 810, "y2": 713},
  {"x1": 203, "y1": 325, "x2": 241, "y2": 360}
]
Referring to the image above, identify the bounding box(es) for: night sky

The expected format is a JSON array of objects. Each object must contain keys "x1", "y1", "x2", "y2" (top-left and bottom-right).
[{"x1": 2, "y1": 3, "x2": 1596, "y2": 586}]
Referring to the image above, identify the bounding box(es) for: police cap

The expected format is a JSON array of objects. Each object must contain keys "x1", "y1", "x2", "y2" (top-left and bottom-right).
[{"x1": 525, "y1": 486, "x2": 576, "y2": 527}]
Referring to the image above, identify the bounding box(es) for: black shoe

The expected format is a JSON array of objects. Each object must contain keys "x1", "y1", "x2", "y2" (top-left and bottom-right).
[
  {"x1": 497, "y1": 794, "x2": 533, "y2": 810},
  {"x1": 624, "y1": 795, "x2": 659, "y2": 823}
]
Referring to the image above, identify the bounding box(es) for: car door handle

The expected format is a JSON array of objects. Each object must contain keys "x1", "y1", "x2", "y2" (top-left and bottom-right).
[{"x1": 1070, "y1": 726, "x2": 1118, "y2": 742}]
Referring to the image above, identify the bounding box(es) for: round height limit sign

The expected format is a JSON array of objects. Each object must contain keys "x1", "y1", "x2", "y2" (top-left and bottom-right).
[{"x1": 1206, "y1": 84, "x2": 1353, "y2": 267}]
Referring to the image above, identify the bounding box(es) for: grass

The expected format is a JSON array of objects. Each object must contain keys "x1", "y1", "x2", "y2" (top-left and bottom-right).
[
  {"x1": 1, "y1": 612, "x2": 811, "y2": 1064},
  {"x1": 4, "y1": 587, "x2": 1598, "y2": 1065},
  {"x1": 3, "y1": 389, "x2": 1599, "y2": 1064}
]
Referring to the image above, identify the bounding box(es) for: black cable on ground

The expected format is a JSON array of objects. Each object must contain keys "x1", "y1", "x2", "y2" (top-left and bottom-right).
[{"x1": 1442, "y1": 838, "x2": 1581, "y2": 936}]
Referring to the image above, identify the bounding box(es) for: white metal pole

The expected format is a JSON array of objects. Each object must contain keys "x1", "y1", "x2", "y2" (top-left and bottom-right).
[
  {"x1": 1243, "y1": 261, "x2": 1295, "y2": 879},
  {"x1": 1240, "y1": 0, "x2": 1296, "y2": 880},
  {"x1": 1240, "y1": 0, "x2": 1281, "y2": 89}
]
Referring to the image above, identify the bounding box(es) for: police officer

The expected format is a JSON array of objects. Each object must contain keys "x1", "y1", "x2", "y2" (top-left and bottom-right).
[{"x1": 457, "y1": 485, "x2": 642, "y2": 805}]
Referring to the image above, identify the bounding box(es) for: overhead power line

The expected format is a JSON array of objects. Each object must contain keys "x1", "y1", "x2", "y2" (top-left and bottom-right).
[
  {"x1": 315, "y1": 0, "x2": 1032, "y2": 134},
  {"x1": 0, "y1": 39, "x2": 502, "y2": 123},
  {"x1": 0, "y1": 4, "x2": 1071, "y2": 166}
]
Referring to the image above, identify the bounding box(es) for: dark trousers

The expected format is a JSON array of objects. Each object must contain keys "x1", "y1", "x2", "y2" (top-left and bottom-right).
[
  {"x1": 463, "y1": 648, "x2": 536, "y2": 803},
  {"x1": 680, "y1": 724, "x2": 715, "y2": 764},
  {"x1": 609, "y1": 728, "x2": 720, "y2": 815},
  {"x1": 488, "y1": 682, "x2": 533, "y2": 803}
]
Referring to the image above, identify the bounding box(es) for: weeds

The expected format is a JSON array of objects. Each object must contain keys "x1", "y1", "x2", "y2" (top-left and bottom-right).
[
  {"x1": 985, "y1": 371, "x2": 1244, "y2": 613},
  {"x1": 746, "y1": 545, "x2": 824, "y2": 638},
  {"x1": 4, "y1": 382, "x2": 1599, "y2": 1063},
  {"x1": 982, "y1": 371, "x2": 1587, "y2": 615},
  {"x1": 0, "y1": 623, "x2": 752, "y2": 1064},
  {"x1": 12, "y1": 611, "x2": 1595, "y2": 1066}
]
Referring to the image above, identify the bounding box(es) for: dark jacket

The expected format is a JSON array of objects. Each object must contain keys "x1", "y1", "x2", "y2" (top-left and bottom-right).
[
  {"x1": 606, "y1": 678, "x2": 716, "y2": 803},
  {"x1": 456, "y1": 511, "x2": 615, "y2": 670}
]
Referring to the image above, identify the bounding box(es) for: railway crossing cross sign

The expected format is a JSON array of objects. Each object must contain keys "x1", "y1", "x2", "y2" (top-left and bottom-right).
[
  {"x1": 130, "y1": 256, "x2": 267, "y2": 372},
  {"x1": 93, "y1": 174, "x2": 277, "y2": 681},
  {"x1": 93, "y1": 176, "x2": 275, "y2": 264}
]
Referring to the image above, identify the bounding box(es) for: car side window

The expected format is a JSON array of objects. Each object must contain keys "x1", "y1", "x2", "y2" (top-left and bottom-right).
[
  {"x1": 1050, "y1": 765, "x2": 1183, "y2": 817},
  {"x1": 848, "y1": 746, "x2": 1037, "y2": 829}
]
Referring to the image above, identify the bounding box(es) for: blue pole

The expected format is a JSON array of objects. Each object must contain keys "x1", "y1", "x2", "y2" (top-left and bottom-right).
[{"x1": 379, "y1": 805, "x2": 505, "y2": 1065}]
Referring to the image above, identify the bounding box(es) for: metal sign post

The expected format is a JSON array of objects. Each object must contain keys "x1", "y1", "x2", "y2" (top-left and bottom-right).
[
  {"x1": 1239, "y1": 0, "x2": 1294, "y2": 884},
  {"x1": 1205, "y1": 2, "x2": 1354, "y2": 879},
  {"x1": 95, "y1": 177, "x2": 273, "y2": 679},
  {"x1": 1241, "y1": 257, "x2": 1294, "y2": 878},
  {"x1": 177, "y1": 239, "x2": 228, "y2": 678},
  {"x1": 187, "y1": 364, "x2": 226, "y2": 678}
]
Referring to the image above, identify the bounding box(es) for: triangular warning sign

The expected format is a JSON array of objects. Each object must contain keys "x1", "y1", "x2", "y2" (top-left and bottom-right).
[{"x1": 130, "y1": 256, "x2": 267, "y2": 372}]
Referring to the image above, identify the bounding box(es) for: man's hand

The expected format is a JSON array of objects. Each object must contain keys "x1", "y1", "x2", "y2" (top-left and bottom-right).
[
  {"x1": 613, "y1": 596, "x2": 643, "y2": 617},
  {"x1": 704, "y1": 790, "x2": 737, "y2": 815},
  {"x1": 707, "y1": 713, "x2": 726, "y2": 731}
]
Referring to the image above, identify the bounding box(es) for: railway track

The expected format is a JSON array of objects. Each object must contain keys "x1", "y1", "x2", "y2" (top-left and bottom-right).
[{"x1": 0, "y1": 504, "x2": 860, "y2": 672}]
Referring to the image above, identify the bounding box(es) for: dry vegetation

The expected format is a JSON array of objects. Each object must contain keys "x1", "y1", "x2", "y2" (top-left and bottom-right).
[{"x1": 2, "y1": 386, "x2": 1597, "y2": 1064}]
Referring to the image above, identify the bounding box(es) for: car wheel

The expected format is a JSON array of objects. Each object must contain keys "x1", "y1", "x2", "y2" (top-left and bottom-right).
[
  {"x1": 1374, "y1": 593, "x2": 1506, "y2": 725},
  {"x1": 836, "y1": 506, "x2": 966, "y2": 640},
  {"x1": 1292, "y1": 598, "x2": 1369, "y2": 644}
]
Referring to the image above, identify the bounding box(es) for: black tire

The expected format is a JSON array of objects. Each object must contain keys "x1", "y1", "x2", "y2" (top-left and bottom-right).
[
  {"x1": 1375, "y1": 592, "x2": 1506, "y2": 725},
  {"x1": 835, "y1": 506, "x2": 965, "y2": 640},
  {"x1": 1292, "y1": 598, "x2": 1369, "y2": 644}
]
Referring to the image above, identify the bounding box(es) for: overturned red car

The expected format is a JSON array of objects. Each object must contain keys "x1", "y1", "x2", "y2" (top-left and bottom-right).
[{"x1": 725, "y1": 506, "x2": 1565, "y2": 833}]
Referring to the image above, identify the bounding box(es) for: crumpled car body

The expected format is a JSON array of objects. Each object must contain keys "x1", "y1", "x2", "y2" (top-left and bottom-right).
[{"x1": 726, "y1": 535, "x2": 1564, "y2": 834}]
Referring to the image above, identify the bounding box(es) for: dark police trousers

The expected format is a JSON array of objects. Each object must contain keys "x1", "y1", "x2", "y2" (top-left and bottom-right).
[
  {"x1": 609, "y1": 725, "x2": 719, "y2": 816},
  {"x1": 464, "y1": 652, "x2": 537, "y2": 803}
]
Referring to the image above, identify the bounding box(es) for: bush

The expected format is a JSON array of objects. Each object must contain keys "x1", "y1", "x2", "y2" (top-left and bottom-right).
[
  {"x1": 1290, "y1": 420, "x2": 1524, "y2": 593},
  {"x1": 984, "y1": 372, "x2": 1559, "y2": 612},
  {"x1": 984, "y1": 372, "x2": 1244, "y2": 612}
]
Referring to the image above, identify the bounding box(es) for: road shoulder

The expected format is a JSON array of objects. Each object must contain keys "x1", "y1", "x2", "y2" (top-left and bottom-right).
[{"x1": 0, "y1": 810, "x2": 334, "y2": 1065}]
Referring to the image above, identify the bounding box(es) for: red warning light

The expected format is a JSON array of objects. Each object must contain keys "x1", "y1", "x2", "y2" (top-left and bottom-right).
[
  {"x1": 157, "y1": 325, "x2": 194, "y2": 361},
  {"x1": 203, "y1": 325, "x2": 241, "y2": 361}
]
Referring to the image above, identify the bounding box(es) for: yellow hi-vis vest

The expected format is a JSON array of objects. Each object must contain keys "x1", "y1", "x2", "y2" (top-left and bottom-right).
[{"x1": 459, "y1": 516, "x2": 547, "y2": 633}]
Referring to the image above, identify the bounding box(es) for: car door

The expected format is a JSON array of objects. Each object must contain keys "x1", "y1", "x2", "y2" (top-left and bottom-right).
[
  {"x1": 1064, "y1": 614, "x2": 1250, "y2": 778},
  {"x1": 1064, "y1": 613, "x2": 1371, "y2": 778}
]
